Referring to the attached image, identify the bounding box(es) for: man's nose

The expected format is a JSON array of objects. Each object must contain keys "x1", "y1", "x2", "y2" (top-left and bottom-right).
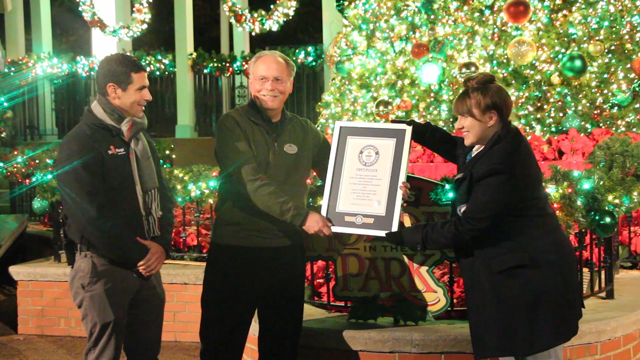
[{"x1": 144, "y1": 89, "x2": 152, "y2": 102}]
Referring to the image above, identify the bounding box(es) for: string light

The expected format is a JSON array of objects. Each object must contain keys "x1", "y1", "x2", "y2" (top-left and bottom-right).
[
  {"x1": 223, "y1": 0, "x2": 298, "y2": 35},
  {"x1": 77, "y1": 0, "x2": 152, "y2": 40},
  {"x1": 318, "y1": 0, "x2": 640, "y2": 137}
]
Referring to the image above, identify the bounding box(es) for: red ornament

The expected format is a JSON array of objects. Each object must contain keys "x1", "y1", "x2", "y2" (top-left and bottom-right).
[
  {"x1": 411, "y1": 42, "x2": 430, "y2": 60},
  {"x1": 503, "y1": 0, "x2": 532, "y2": 25},
  {"x1": 632, "y1": 57, "x2": 640, "y2": 77},
  {"x1": 234, "y1": 13, "x2": 246, "y2": 23},
  {"x1": 399, "y1": 98, "x2": 413, "y2": 111}
]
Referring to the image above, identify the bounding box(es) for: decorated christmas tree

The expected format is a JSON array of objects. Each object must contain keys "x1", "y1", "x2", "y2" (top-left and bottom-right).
[{"x1": 318, "y1": 0, "x2": 640, "y2": 136}]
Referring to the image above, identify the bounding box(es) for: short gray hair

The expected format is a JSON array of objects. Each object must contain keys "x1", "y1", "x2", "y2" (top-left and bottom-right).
[{"x1": 248, "y1": 50, "x2": 296, "y2": 80}]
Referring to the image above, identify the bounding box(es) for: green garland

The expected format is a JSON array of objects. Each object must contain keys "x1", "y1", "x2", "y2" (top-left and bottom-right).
[
  {"x1": 1, "y1": 46, "x2": 324, "y2": 80},
  {"x1": 77, "y1": 0, "x2": 152, "y2": 40},
  {"x1": 223, "y1": 0, "x2": 298, "y2": 34}
]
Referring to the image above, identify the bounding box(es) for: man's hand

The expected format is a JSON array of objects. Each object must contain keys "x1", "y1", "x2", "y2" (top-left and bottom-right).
[
  {"x1": 137, "y1": 238, "x2": 166, "y2": 277},
  {"x1": 303, "y1": 211, "x2": 333, "y2": 237}
]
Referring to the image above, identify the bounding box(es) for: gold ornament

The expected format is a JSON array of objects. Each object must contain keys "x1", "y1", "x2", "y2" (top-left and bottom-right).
[
  {"x1": 458, "y1": 61, "x2": 480, "y2": 79},
  {"x1": 419, "y1": 102, "x2": 427, "y2": 111},
  {"x1": 550, "y1": 74, "x2": 562, "y2": 85},
  {"x1": 374, "y1": 98, "x2": 394, "y2": 120},
  {"x1": 588, "y1": 42, "x2": 605, "y2": 56},
  {"x1": 507, "y1": 37, "x2": 537, "y2": 65}
]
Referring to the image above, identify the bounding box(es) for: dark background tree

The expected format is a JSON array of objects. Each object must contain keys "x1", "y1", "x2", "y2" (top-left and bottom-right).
[{"x1": 0, "y1": 0, "x2": 322, "y2": 57}]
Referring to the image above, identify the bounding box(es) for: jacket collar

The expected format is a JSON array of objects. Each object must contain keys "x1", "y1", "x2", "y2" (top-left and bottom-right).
[
  {"x1": 82, "y1": 106, "x2": 124, "y2": 137},
  {"x1": 458, "y1": 124, "x2": 514, "y2": 172},
  {"x1": 244, "y1": 98, "x2": 290, "y2": 129}
]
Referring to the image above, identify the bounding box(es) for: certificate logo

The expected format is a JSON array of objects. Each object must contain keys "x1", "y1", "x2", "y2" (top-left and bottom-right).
[
  {"x1": 344, "y1": 215, "x2": 374, "y2": 224},
  {"x1": 358, "y1": 145, "x2": 380, "y2": 167}
]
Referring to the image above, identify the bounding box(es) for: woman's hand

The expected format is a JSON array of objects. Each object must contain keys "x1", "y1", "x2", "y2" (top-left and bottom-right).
[{"x1": 400, "y1": 181, "x2": 411, "y2": 202}]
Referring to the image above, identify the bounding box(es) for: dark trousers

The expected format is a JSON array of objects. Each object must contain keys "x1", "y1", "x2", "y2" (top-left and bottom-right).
[
  {"x1": 200, "y1": 242, "x2": 307, "y2": 360},
  {"x1": 69, "y1": 252, "x2": 165, "y2": 360}
]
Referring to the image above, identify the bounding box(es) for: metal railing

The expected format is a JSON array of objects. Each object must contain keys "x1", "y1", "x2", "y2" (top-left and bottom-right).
[{"x1": 7, "y1": 67, "x2": 324, "y2": 141}]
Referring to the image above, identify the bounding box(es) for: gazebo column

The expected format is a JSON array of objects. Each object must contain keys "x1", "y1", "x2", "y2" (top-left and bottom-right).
[
  {"x1": 4, "y1": 0, "x2": 26, "y2": 59},
  {"x1": 321, "y1": 0, "x2": 343, "y2": 91},
  {"x1": 30, "y1": 0, "x2": 56, "y2": 140},
  {"x1": 174, "y1": 0, "x2": 197, "y2": 138}
]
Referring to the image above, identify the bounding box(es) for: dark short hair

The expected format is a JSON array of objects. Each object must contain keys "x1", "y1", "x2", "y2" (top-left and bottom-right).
[
  {"x1": 96, "y1": 53, "x2": 147, "y2": 97},
  {"x1": 453, "y1": 72, "x2": 513, "y2": 124}
]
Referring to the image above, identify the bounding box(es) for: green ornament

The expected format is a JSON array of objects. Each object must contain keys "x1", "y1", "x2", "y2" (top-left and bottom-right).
[
  {"x1": 32, "y1": 197, "x2": 50, "y2": 215},
  {"x1": 591, "y1": 210, "x2": 618, "y2": 237},
  {"x1": 561, "y1": 113, "x2": 583, "y2": 130},
  {"x1": 560, "y1": 53, "x2": 588, "y2": 79},
  {"x1": 613, "y1": 90, "x2": 634, "y2": 107},
  {"x1": 419, "y1": 0, "x2": 435, "y2": 14},
  {"x1": 334, "y1": 60, "x2": 350, "y2": 77}
]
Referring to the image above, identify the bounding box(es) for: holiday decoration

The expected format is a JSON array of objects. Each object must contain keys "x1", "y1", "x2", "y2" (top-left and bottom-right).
[
  {"x1": 223, "y1": 0, "x2": 298, "y2": 34},
  {"x1": 411, "y1": 42, "x2": 430, "y2": 60},
  {"x1": 632, "y1": 57, "x2": 640, "y2": 77},
  {"x1": 418, "y1": 62, "x2": 443, "y2": 85},
  {"x1": 399, "y1": 98, "x2": 413, "y2": 111},
  {"x1": 457, "y1": 61, "x2": 479, "y2": 79},
  {"x1": 77, "y1": 0, "x2": 151, "y2": 40},
  {"x1": 374, "y1": 98, "x2": 394, "y2": 120},
  {"x1": 502, "y1": 0, "x2": 532, "y2": 25},
  {"x1": 561, "y1": 114, "x2": 583, "y2": 130},
  {"x1": 560, "y1": 53, "x2": 588, "y2": 79},
  {"x1": 588, "y1": 42, "x2": 605, "y2": 57},
  {"x1": 591, "y1": 210, "x2": 618, "y2": 237},
  {"x1": 334, "y1": 60, "x2": 350, "y2": 77},
  {"x1": 32, "y1": 197, "x2": 50, "y2": 216},
  {"x1": 507, "y1": 37, "x2": 537, "y2": 65},
  {"x1": 317, "y1": 0, "x2": 640, "y2": 137}
]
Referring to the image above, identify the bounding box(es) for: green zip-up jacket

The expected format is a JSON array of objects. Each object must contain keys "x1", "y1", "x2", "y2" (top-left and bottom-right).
[{"x1": 212, "y1": 100, "x2": 331, "y2": 247}]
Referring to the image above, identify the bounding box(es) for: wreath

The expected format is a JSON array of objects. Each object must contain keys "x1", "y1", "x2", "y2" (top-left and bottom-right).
[
  {"x1": 223, "y1": 0, "x2": 298, "y2": 34},
  {"x1": 77, "y1": 0, "x2": 152, "y2": 40}
]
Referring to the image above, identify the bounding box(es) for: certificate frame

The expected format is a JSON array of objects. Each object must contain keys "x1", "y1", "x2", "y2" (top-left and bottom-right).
[{"x1": 321, "y1": 121, "x2": 412, "y2": 237}]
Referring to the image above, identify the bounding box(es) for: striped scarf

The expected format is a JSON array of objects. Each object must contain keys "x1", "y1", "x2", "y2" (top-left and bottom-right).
[{"x1": 92, "y1": 98, "x2": 161, "y2": 238}]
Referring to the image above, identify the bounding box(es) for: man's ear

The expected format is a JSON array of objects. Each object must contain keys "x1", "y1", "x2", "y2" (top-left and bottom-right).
[{"x1": 106, "y1": 83, "x2": 119, "y2": 99}]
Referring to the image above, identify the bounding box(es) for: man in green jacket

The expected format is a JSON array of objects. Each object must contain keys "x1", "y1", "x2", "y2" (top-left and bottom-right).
[{"x1": 199, "y1": 50, "x2": 333, "y2": 360}]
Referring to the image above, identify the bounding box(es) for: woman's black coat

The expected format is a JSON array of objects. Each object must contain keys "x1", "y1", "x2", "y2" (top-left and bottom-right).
[{"x1": 399, "y1": 122, "x2": 583, "y2": 359}]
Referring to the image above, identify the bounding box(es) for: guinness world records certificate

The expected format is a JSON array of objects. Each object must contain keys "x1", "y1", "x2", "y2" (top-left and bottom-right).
[{"x1": 321, "y1": 122, "x2": 412, "y2": 236}]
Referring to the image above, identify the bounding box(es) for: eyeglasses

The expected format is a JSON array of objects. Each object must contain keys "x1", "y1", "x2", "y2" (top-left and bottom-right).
[{"x1": 253, "y1": 77, "x2": 288, "y2": 86}]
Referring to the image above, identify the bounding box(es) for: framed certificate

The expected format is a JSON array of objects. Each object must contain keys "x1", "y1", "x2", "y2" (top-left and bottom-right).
[{"x1": 321, "y1": 121, "x2": 412, "y2": 236}]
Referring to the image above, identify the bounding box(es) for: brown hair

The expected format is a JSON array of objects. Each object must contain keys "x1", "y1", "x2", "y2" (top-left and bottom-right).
[{"x1": 453, "y1": 72, "x2": 513, "y2": 124}]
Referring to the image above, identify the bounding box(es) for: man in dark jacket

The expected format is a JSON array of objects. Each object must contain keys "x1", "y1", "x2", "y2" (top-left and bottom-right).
[
  {"x1": 199, "y1": 50, "x2": 332, "y2": 360},
  {"x1": 55, "y1": 53, "x2": 174, "y2": 360}
]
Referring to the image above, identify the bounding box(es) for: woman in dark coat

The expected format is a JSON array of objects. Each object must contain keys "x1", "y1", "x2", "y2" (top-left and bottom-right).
[{"x1": 386, "y1": 73, "x2": 583, "y2": 359}]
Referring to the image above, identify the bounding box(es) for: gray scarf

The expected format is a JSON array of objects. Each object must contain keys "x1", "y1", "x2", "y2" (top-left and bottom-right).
[{"x1": 92, "y1": 96, "x2": 161, "y2": 238}]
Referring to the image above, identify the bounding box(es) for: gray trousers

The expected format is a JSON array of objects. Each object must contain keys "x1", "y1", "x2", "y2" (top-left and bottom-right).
[
  {"x1": 499, "y1": 344, "x2": 565, "y2": 360},
  {"x1": 69, "y1": 252, "x2": 165, "y2": 360}
]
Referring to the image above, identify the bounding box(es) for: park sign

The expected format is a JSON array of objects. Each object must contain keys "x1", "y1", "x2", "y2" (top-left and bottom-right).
[{"x1": 305, "y1": 175, "x2": 456, "y2": 319}]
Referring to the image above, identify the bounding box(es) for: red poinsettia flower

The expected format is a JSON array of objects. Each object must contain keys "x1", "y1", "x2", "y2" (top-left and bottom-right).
[
  {"x1": 590, "y1": 128, "x2": 614, "y2": 145},
  {"x1": 556, "y1": 128, "x2": 595, "y2": 161},
  {"x1": 528, "y1": 133, "x2": 557, "y2": 161},
  {"x1": 409, "y1": 145, "x2": 425, "y2": 163},
  {"x1": 625, "y1": 132, "x2": 640, "y2": 143}
]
